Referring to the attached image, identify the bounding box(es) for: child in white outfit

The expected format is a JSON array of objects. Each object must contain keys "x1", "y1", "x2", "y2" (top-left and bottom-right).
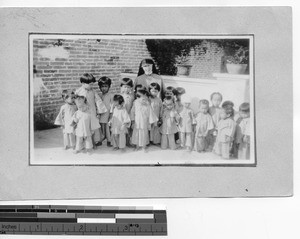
[
  {"x1": 236, "y1": 102, "x2": 250, "y2": 159},
  {"x1": 72, "y1": 95, "x2": 98, "y2": 154},
  {"x1": 130, "y1": 88, "x2": 158, "y2": 152},
  {"x1": 54, "y1": 89, "x2": 77, "y2": 150},
  {"x1": 178, "y1": 94, "x2": 195, "y2": 151},
  {"x1": 109, "y1": 94, "x2": 131, "y2": 151},
  {"x1": 75, "y1": 73, "x2": 107, "y2": 147},
  {"x1": 214, "y1": 105, "x2": 237, "y2": 159},
  {"x1": 194, "y1": 99, "x2": 214, "y2": 152},
  {"x1": 120, "y1": 78, "x2": 135, "y2": 147}
]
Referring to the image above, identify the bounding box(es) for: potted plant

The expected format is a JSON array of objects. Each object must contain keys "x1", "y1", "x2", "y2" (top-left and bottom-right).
[
  {"x1": 175, "y1": 54, "x2": 193, "y2": 76},
  {"x1": 145, "y1": 39, "x2": 203, "y2": 76},
  {"x1": 225, "y1": 44, "x2": 249, "y2": 74}
]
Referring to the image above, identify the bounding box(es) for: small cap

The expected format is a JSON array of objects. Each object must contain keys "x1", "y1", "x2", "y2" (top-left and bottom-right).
[{"x1": 175, "y1": 87, "x2": 186, "y2": 95}]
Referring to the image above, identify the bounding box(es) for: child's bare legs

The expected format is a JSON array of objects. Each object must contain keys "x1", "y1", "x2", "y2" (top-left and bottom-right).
[
  {"x1": 100, "y1": 123, "x2": 112, "y2": 147},
  {"x1": 175, "y1": 132, "x2": 180, "y2": 144},
  {"x1": 149, "y1": 128, "x2": 154, "y2": 145},
  {"x1": 126, "y1": 128, "x2": 133, "y2": 147},
  {"x1": 100, "y1": 123, "x2": 106, "y2": 142},
  {"x1": 105, "y1": 123, "x2": 112, "y2": 146}
]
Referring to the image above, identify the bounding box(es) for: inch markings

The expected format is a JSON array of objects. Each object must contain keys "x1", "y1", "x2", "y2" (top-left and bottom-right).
[{"x1": 0, "y1": 205, "x2": 167, "y2": 236}]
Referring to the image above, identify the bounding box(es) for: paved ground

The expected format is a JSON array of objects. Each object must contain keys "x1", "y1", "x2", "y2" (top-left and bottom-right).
[{"x1": 32, "y1": 128, "x2": 253, "y2": 165}]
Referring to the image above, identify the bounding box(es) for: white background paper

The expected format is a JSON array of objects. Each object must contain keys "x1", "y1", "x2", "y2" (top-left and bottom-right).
[{"x1": 0, "y1": 0, "x2": 299, "y2": 238}]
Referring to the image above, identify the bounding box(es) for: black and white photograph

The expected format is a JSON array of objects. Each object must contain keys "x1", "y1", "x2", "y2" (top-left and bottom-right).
[
  {"x1": 0, "y1": 4, "x2": 297, "y2": 238},
  {"x1": 30, "y1": 34, "x2": 255, "y2": 165},
  {"x1": 0, "y1": 7, "x2": 293, "y2": 201}
]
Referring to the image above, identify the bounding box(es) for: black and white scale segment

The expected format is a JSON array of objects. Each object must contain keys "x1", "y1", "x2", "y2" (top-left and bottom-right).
[{"x1": 0, "y1": 205, "x2": 167, "y2": 235}]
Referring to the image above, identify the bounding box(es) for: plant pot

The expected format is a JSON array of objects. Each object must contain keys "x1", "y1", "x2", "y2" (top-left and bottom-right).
[
  {"x1": 226, "y1": 63, "x2": 248, "y2": 74},
  {"x1": 176, "y1": 64, "x2": 192, "y2": 76}
]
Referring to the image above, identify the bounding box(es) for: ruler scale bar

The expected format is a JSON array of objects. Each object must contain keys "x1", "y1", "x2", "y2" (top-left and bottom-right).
[
  {"x1": 0, "y1": 213, "x2": 38, "y2": 218},
  {"x1": 0, "y1": 218, "x2": 77, "y2": 223},
  {"x1": 77, "y1": 218, "x2": 116, "y2": 223},
  {"x1": 76, "y1": 213, "x2": 115, "y2": 218},
  {"x1": 0, "y1": 205, "x2": 167, "y2": 236},
  {"x1": 37, "y1": 213, "x2": 76, "y2": 218},
  {"x1": 115, "y1": 213, "x2": 154, "y2": 219},
  {"x1": 116, "y1": 219, "x2": 155, "y2": 223}
]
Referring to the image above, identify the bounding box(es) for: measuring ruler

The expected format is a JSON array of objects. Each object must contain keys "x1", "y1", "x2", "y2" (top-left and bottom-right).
[{"x1": 0, "y1": 205, "x2": 167, "y2": 235}]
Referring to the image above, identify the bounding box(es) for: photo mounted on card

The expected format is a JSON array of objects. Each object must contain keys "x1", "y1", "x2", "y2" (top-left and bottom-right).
[
  {"x1": 30, "y1": 34, "x2": 255, "y2": 166},
  {"x1": 0, "y1": 8, "x2": 292, "y2": 200}
]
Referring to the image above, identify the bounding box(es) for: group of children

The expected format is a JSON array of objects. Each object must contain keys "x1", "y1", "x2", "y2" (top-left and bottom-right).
[{"x1": 54, "y1": 73, "x2": 251, "y2": 159}]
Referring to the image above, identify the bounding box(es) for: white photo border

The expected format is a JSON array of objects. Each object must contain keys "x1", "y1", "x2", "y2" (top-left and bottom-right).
[{"x1": 29, "y1": 33, "x2": 256, "y2": 167}]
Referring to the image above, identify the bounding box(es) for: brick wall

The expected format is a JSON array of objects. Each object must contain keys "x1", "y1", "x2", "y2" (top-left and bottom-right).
[
  {"x1": 33, "y1": 38, "x2": 151, "y2": 129},
  {"x1": 188, "y1": 40, "x2": 224, "y2": 79},
  {"x1": 33, "y1": 38, "x2": 223, "y2": 130}
]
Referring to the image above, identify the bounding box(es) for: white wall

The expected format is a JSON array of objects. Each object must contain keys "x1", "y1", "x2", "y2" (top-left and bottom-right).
[{"x1": 121, "y1": 73, "x2": 250, "y2": 113}]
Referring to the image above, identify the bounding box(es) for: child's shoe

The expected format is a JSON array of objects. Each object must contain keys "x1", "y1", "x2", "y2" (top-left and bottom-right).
[
  {"x1": 95, "y1": 141, "x2": 102, "y2": 147},
  {"x1": 107, "y1": 141, "x2": 112, "y2": 147},
  {"x1": 113, "y1": 147, "x2": 119, "y2": 151}
]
